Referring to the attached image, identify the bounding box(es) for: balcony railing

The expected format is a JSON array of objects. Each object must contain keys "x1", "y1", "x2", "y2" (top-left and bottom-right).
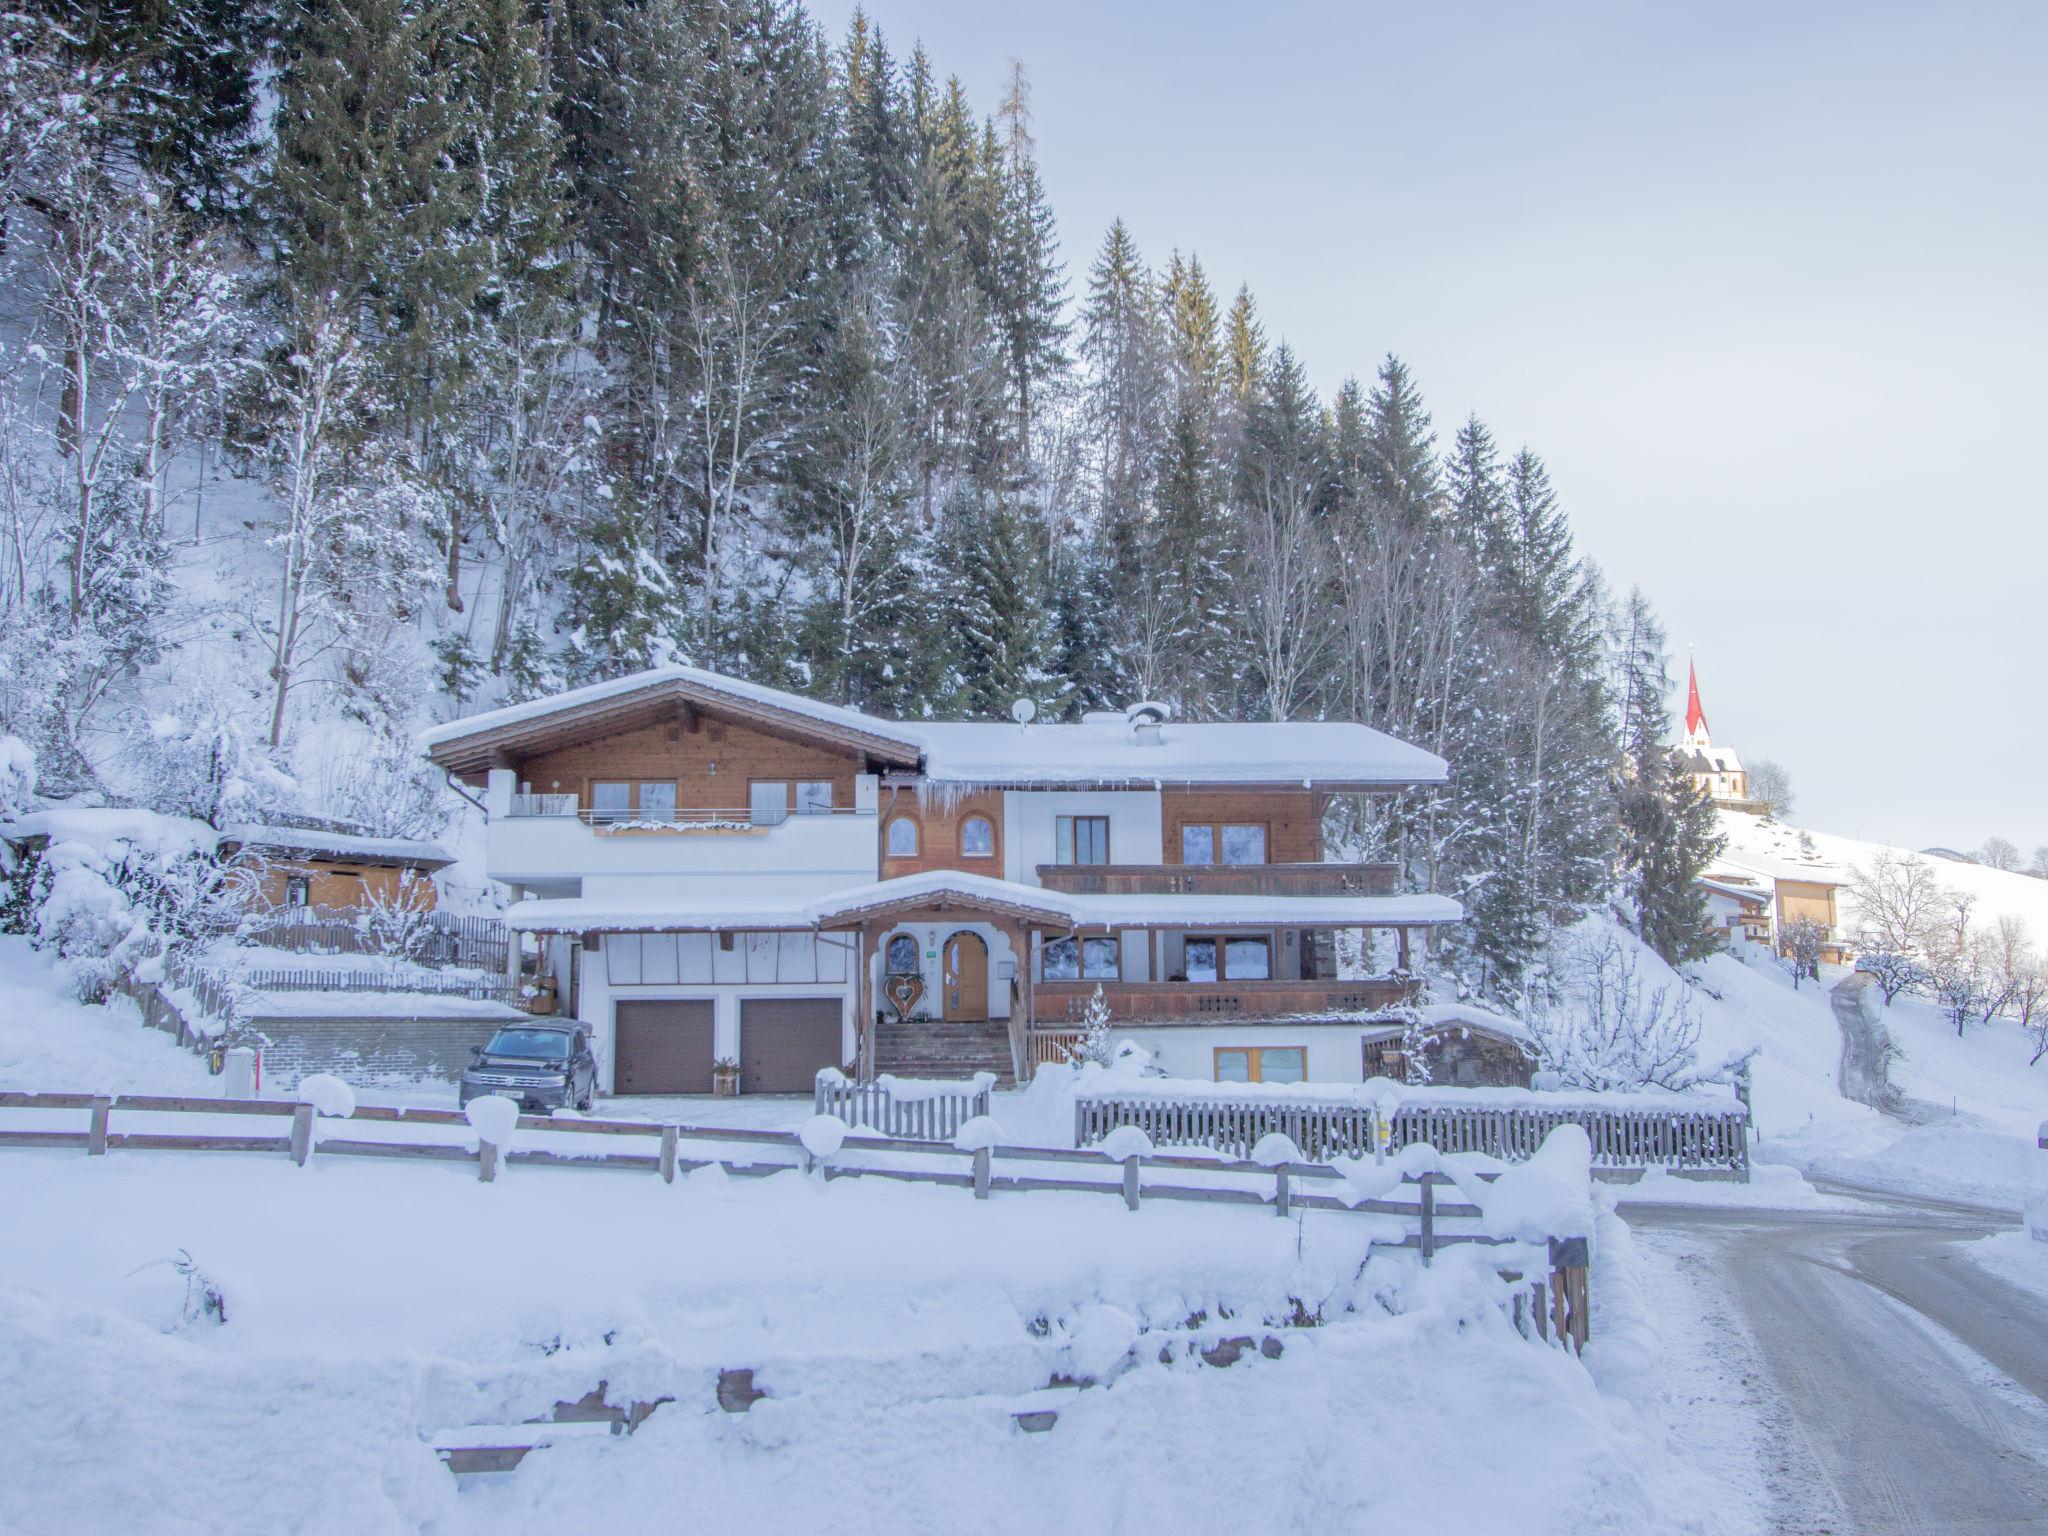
[
  {"x1": 1035, "y1": 976, "x2": 1415, "y2": 1023},
  {"x1": 503, "y1": 794, "x2": 869, "y2": 832},
  {"x1": 1035, "y1": 862, "x2": 1399, "y2": 897}
]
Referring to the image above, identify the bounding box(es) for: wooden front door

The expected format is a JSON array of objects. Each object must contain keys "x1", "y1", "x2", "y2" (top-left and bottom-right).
[{"x1": 942, "y1": 931, "x2": 988, "y2": 1021}]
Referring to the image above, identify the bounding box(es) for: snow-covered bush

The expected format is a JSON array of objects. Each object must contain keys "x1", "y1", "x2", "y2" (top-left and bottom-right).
[
  {"x1": 130, "y1": 694, "x2": 298, "y2": 828},
  {"x1": 1068, "y1": 984, "x2": 1116, "y2": 1067},
  {"x1": 354, "y1": 871, "x2": 437, "y2": 962},
  {"x1": 0, "y1": 735, "x2": 36, "y2": 819},
  {"x1": 1528, "y1": 926, "x2": 1704, "y2": 1092},
  {"x1": 22, "y1": 814, "x2": 254, "y2": 1000},
  {"x1": 309, "y1": 737, "x2": 450, "y2": 841}
]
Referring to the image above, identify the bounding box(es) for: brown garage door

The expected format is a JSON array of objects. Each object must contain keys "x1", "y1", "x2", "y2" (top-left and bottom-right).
[
  {"x1": 613, "y1": 1000, "x2": 714, "y2": 1095},
  {"x1": 739, "y1": 998, "x2": 844, "y2": 1094}
]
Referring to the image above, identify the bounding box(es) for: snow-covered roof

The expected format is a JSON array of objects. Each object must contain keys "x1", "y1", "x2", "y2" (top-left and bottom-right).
[
  {"x1": 906, "y1": 718, "x2": 1447, "y2": 789},
  {"x1": 419, "y1": 664, "x2": 925, "y2": 756},
  {"x1": 217, "y1": 822, "x2": 456, "y2": 868},
  {"x1": 421, "y1": 664, "x2": 1447, "y2": 790},
  {"x1": 1696, "y1": 875, "x2": 1771, "y2": 906},
  {"x1": 4, "y1": 806, "x2": 216, "y2": 861},
  {"x1": 505, "y1": 872, "x2": 1462, "y2": 933}
]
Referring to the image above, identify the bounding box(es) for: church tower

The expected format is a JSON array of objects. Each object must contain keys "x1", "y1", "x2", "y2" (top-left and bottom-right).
[{"x1": 1673, "y1": 659, "x2": 1755, "y2": 808}]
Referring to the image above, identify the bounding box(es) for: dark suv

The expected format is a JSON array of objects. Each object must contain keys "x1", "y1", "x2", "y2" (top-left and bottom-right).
[{"x1": 459, "y1": 1023, "x2": 598, "y2": 1113}]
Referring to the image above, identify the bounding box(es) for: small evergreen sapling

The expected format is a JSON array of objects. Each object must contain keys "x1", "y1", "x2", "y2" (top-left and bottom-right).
[{"x1": 1069, "y1": 983, "x2": 1116, "y2": 1068}]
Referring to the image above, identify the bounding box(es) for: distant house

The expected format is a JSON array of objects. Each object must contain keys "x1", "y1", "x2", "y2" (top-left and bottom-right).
[
  {"x1": 421, "y1": 664, "x2": 1462, "y2": 1095},
  {"x1": 215, "y1": 816, "x2": 454, "y2": 912},
  {"x1": 1705, "y1": 855, "x2": 1850, "y2": 965},
  {"x1": 1697, "y1": 874, "x2": 1774, "y2": 949}
]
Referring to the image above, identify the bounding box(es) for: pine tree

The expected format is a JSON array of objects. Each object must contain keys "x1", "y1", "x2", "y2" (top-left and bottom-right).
[
  {"x1": 1613, "y1": 588, "x2": 1722, "y2": 965},
  {"x1": 1443, "y1": 414, "x2": 1505, "y2": 549},
  {"x1": 1363, "y1": 354, "x2": 1441, "y2": 526},
  {"x1": 947, "y1": 494, "x2": 1064, "y2": 719},
  {"x1": 990, "y1": 64, "x2": 1068, "y2": 447}
]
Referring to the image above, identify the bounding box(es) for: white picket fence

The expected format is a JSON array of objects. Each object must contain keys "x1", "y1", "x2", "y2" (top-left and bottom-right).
[
  {"x1": 813, "y1": 1070, "x2": 993, "y2": 1142},
  {"x1": 1076, "y1": 1090, "x2": 1750, "y2": 1178}
]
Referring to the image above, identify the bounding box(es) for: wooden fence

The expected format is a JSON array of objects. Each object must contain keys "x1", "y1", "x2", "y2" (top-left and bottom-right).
[
  {"x1": 1075, "y1": 1092, "x2": 1750, "y2": 1178},
  {"x1": 813, "y1": 1072, "x2": 993, "y2": 1141},
  {"x1": 236, "y1": 968, "x2": 524, "y2": 1006},
  {"x1": 0, "y1": 1089, "x2": 1590, "y2": 1348},
  {"x1": 242, "y1": 909, "x2": 510, "y2": 973}
]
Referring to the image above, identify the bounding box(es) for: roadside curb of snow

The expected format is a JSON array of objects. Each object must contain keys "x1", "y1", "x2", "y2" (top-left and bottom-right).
[{"x1": 1581, "y1": 1190, "x2": 1659, "y2": 1413}]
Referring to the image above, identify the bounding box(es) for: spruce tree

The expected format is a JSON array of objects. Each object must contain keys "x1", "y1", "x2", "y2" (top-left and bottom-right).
[
  {"x1": 1363, "y1": 353, "x2": 1441, "y2": 526},
  {"x1": 1613, "y1": 588, "x2": 1722, "y2": 965}
]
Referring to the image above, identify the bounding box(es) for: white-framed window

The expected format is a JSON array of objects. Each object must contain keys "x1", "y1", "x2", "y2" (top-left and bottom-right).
[
  {"x1": 637, "y1": 781, "x2": 677, "y2": 820},
  {"x1": 591, "y1": 780, "x2": 632, "y2": 822},
  {"x1": 795, "y1": 780, "x2": 834, "y2": 815},
  {"x1": 1043, "y1": 935, "x2": 1119, "y2": 980},
  {"x1": 887, "y1": 816, "x2": 919, "y2": 857},
  {"x1": 960, "y1": 814, "x2": 994, "y2": 857}
]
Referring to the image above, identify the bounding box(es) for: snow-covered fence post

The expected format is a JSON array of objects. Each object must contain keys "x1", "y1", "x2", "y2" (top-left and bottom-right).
[
  {"x1": 1097, "y1": 1126, "x2": 1154, "y2": 1211},
  {"x1": 799, "y1": 1115, "x2": 847, "y2": 1177},
  {"x1": 659, "y1": 1125, "x2": 679, "y2": 1184},
  {"x1": 1417, "y1": 1173, "x2": 1436, "y2": 1262},
  {"x1": 289, "y1": 1104, "x2": 313, "y2": 1166},
  {"x1": 1251, "y1": 1132, "x2": 1299, "y2": 1218},
  {"x1": 87, "y1": 1095, "x2": 110, "y2": 1156},
  {"x1": 953, "y1": 1116, "x2": 1002, "y2": 1199},
  {"x1": 973, "y1": 1146, "x2": 991, "y2": 1198},
  {"x1": 465, "y1": 1094, "x2": 518, "y2": 1182}
]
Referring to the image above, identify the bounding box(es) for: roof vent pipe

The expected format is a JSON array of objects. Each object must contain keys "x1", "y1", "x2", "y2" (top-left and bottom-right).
[{"x1": 1126, "y1": 700, "x2": 1171, "y2": 747}]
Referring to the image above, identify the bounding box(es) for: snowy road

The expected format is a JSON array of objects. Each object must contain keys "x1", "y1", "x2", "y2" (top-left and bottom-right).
[{"x1": 1630, "y1": 1192, "x2": 2048, "y2": 1535}]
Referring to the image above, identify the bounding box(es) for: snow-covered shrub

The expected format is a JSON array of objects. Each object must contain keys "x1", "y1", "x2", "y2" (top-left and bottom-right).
[
  {"x1": 311, "y1": 737, "x2": 450, "y2": 841},
  {"x1": 23, "y1": 815, "x2": 254, "y2": 999},
  {"x1": 1528, "y1": 927, "x2": 1704, "y2": 1092},
  {"x1": 354, "y1": 871, "x2": 436, "y2": 962},
  {"x1": 131, "y1": 693, "x2": 298, "y2": 827},
  {"x1": 130, "y1": 1249, "x2": 229, "y2": 1332},
  {"x1": 1068, "y1": 984, "x2": 1116, "y2": 1067},
  {"x1": 0, "y1": 734, "x2": 36, "y2": 819}
]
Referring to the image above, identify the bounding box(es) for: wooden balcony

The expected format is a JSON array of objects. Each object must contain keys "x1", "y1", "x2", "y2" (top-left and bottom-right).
[
  {"x1": 1035, "y1": 976, "x2": 1415, "y2": 1024},
  {"x1": 1034, "y1": 862, "x2": 1399, "y2": 897}
]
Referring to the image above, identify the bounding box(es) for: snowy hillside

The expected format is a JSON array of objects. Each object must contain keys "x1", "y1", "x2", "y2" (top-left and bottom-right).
[{"x1": 1718, "y1": 810, "x2": 2048, "y2": 938}]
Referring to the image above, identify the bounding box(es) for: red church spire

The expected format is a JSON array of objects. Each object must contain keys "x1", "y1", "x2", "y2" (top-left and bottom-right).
[{"x1": 1685, "y1": 657, "x2": 1708, "y2": 740}]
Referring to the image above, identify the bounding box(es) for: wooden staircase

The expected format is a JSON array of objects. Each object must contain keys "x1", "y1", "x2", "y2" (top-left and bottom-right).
[{"x1": 871, "y1": 1018, "x2": 1016, "y2": 1086}]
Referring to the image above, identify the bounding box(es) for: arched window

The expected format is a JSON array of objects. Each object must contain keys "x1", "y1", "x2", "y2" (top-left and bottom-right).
[
  {"x1": 887, "y1": 816, "x2": 919, "y2": 857},
  {"x1": 885, "y1": 934, "x2": 919, "y2": 974},
  {"x1": 960, "y1": 815, "x2": 994, "y2": 858}
]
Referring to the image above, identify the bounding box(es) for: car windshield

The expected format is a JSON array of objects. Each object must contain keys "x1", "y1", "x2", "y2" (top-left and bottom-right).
[{"x1": 484, "y1": 1028, "x2": 572, "y2": 1060}]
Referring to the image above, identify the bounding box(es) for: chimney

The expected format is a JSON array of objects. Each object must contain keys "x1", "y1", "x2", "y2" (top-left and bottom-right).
[{"x1": 1125, "y1": 701, "x2": 1171, "y2": 746}]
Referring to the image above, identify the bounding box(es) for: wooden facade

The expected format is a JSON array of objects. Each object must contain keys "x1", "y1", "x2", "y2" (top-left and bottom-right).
[
  {"x1": 515, "y1": 715, "x2": 866, "y2": 818},
  {"x1": 877, "y1": 788, "x2": 1006, "y2": 880}
]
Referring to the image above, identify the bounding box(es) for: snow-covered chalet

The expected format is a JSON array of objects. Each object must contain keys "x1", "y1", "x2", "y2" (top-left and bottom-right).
[{"x1": 421, "y1": 666, "x2": 1461, "y2": 1096}]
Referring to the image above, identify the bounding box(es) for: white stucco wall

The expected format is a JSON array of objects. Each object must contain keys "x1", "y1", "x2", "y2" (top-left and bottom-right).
[
  {"x1": 1100, "y1": 1023, "x2": 1390, "y2": 1085},
  {"x1": 1002, "y1": 789, "x2": 1163, "y2": 885}
]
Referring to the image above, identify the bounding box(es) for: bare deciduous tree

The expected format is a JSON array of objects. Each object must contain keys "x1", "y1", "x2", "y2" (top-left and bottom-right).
[{"x1": 1846, "y1": 849, "x2": 1947, "y2": 959}]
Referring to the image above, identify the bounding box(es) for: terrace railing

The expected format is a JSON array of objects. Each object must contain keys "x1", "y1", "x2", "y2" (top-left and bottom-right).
[
  {"x1": 1036, "y1": 861, "x2": 1399, "y2": 897},
  {"x1": 1035, "y1": 977, "x2": 1414, "y2": 1024}
]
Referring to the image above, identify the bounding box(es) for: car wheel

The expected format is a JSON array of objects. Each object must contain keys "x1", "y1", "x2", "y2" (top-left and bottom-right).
[{"x1": 576, "y1": 1075, "x2": 594, "y2": 1113}]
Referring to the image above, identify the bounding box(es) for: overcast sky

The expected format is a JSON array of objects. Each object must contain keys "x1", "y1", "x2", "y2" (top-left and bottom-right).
[{"x1": 813, "y1": 0, "x2": 2047, "y2": 855}]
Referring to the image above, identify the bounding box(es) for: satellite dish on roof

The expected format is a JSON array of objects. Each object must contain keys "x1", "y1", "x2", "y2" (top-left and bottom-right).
[{"x1": 1010, "y1": 697, "x2": 1037, "y2": 725}]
